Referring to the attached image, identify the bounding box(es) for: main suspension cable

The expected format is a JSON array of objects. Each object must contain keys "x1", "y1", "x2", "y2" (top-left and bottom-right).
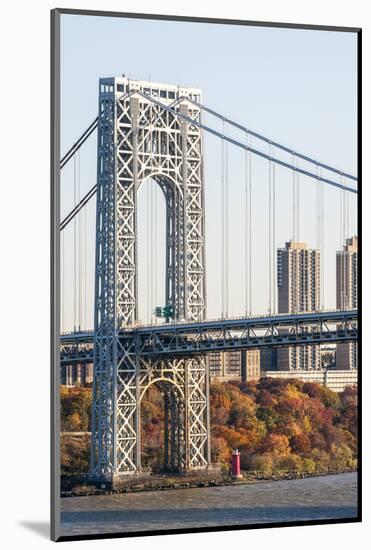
[
  {"x1": 60, "y1": 118, "x2": 98, "y2": 169},
  {"x1": 60, "y1": 93, "x2": 357, "y2": 233},
  {"x1": 182, "y1": 95, "x2": 357, "y2": 182},
  {"x1": 60, "y1": 185, "x2": 97, "y2": 231},
  {"x1": 138, "y1": 92, "x2": 357, "y2": 191}
]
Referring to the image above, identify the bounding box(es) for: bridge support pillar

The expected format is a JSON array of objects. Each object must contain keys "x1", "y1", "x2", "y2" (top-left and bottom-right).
[{"x1": 91, "y1": 76, "x2": 209, "y2": 482}]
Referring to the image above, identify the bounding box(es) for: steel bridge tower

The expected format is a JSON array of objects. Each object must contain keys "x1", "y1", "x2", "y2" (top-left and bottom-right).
[{"x1": 91, "y1": 77, "x2": 210, "y2": 483}]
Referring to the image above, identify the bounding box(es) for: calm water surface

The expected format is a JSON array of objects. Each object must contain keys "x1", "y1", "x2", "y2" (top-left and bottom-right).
[{"x1": 60, "y1": 472, "x2": 358, "y2": 536}]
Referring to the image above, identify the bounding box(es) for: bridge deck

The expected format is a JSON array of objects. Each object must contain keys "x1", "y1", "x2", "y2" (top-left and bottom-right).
[{"x1": 60, "y1": 310, "x2": 358, "y2": 363}]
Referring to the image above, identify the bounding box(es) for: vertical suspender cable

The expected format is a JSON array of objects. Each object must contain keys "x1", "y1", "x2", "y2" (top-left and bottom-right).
[
  {"x1": 150, "y1": 181, "x2": 155, "y2": 322},
  {"x1": 147, "y1": 181, "x2": 153, "y2": 322},
  {"x1": 150, "y1": 122, "x2": 155, "y2": 323},
  {"x1": 339, "y1": 180, "x2": 342, "y2": 248},
  {"x1": 292, "y1": 154, "x2": 296, "y2": 241},
  {"x1": 315, "y1": 164, "x2": 320, "y2": 309},
  {"x1": 244, "y1": 131, "x2": 253, "y2": 317},
  {"x1": 249, "y1": 137, "x2": 252, "y2": 316},
  {"x1": 345, "y1": 183, "x2": 349, "y2": 240},
  {"x1": 345, "y1": 189, "x2": 349, "y2": 240},
  {"x1": 221, "y1": 120, "x2": 225, "y2": 318},
  {"x1": 272, "y1": 146, "x2": 276, "y2": 314},
  {"x1": 344, "y1": 189, "x2": 347, "y2": 243},
  {"x1": 78, "y1": 150, "x2": 82, "y2": 331},
  {"x1": 320, "y1": 168, "x2": 326, "y2": 309},
  {"x1": 84, "y1": 196, "x2": 87, "y2": 330},
  {"x1": 340, "y1": 176, "x2": 346, "y2": 309},
  {"x1": 61, "y1": 230, "x2": 64, "y2": 333},
  {"x1": 339, "y1": 181, "x2": 343, "y2": 308},
  {"x1": 340, "y1": 176, "x2": 344, "y2": 247},
  {"x1": 154, "y1": 185, "x2": 158, "y2": 319},
  {"x1": 244, "y1": 133, "x2": 248, "y2": 316},
  {"x1": 342, "y1": 181, "x2": 346, "y2": 246},
  {"x1": 73, "y1": 154, "x2": 77, "y2": 332},
  {"x1": 316, "y1": 164, "x2": 320, "y2": 250},
  {"x1": 347, "y1": 190, "x2": 350, "y2": 239},
  {"x1": 343, "y1": 183, "x2": 346, "y2": 310},
  {"x1": 296, "y1": 159, "x2": 300, "y2": 243},
  {"x1": 320, "y1": 167, "x2": 325, "y2": 310},
  {"x1": 151, "y1": 182, "x2": 154, "y2": 323},
  {"x1": 268, "y1": 144, "x2": 272, "y2": 314},
  {"x1": 342, "y1": 178, "x2": 346, "y2": 309},
  {"x1": 147, "y1": 183, "x2": 150, "y2": 322},
  {"x1": 225, "y1": 125, "x2": 229, "y2": 317}
]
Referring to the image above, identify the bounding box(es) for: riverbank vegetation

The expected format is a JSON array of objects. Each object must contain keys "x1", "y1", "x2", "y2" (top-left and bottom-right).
[
  {"x1": 60, "y1": 378, "x2": 357, "y2": 476},
  {"x1": 210, "y1": 378, "x2": 357, "y2": 475}
]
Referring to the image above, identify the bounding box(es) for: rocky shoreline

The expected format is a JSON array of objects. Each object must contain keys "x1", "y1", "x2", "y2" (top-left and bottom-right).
[{"x1": 61, "y1": 467, "x2": 357, "y2": 498}]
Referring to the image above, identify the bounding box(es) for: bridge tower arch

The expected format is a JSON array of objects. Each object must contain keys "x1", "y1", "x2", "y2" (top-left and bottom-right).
[
  {"x1": 91, "y1": 77, "x2": 210, "y2": 484},
  {"x1": 140, "y1": 377, "x2": 185, "y2": 472}
]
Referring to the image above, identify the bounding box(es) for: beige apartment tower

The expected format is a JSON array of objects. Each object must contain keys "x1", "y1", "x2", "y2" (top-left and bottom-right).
[
  {"x1": 208, "y1": 351, "x2": 241, "y2": 379},
  {"x1": 208, "y1": 350, "x2": 260, "y2": 381},
  {"x1": 336, "y1": 236, "x2": 358, "y2": 370},
  {"x1": 277, "y1": 240, "x2": 321, "y2": 371}
]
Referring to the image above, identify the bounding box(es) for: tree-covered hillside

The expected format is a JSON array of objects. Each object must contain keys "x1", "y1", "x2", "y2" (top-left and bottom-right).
[
  {"x1": 210, "y1": 378, "x2": 357, "y2": 474},
  {"x1": 60, "y1": 378, "x2": 357, "y2": 475}
]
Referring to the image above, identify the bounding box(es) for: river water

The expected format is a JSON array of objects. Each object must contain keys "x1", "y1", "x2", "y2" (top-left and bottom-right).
[{"x1": 60, "y1": 472, "x2": 358, "y2": 537}]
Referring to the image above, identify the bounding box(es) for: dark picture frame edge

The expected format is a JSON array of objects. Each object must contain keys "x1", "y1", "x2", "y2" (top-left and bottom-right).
[
  {"x1": 54, "y1": 6, "x2": 361, "y2": 33},
  {"x1": 51, "y1": 7, "x2": 61, "y2": 543},
  {"x1": 51, "y1": 7, "x2": 362, "y2": 542},
  {"x1": 356, "y1": 24, "x2": 362, "y2": 527}
]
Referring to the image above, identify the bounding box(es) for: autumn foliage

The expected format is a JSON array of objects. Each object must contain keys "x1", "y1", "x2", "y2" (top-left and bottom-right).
[
  {"x1": 60, "y1": 386, "x2": 92, "y2": 432},
  {"x1": 60, "y1": 378, "x2": 357, "y2": 475},
  {"x1": 210, "y1": 379, "x2": 357, "y2": 473}
]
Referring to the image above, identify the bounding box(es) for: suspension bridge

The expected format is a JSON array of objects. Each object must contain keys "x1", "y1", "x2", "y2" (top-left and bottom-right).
[{"x1": 59, "y1": 76, "x2": 358, "y2": 485}]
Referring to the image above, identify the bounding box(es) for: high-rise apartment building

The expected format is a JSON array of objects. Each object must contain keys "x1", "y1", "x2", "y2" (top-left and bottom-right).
[
  {"x1": 336, "y1": 236, "x2": 358, "y2": 370},
  {"x1": 260, "y1": 348, "x2": 278, "y2": 373},
  {"x1": 208, "y1": 351, "x2": 241, "y2": 379},
  {"x1": 241, "y1": 350, "x2": 261, "y2": 381},
  {"x1": 61, "y1": 363, "x2": 93, "y2": 386},
  {"x1": 208, "y1": 350, "x2": 260, "y2": 381},
  {"x1": 277, "y1": 240, "x2": 321, "y2": 371}
]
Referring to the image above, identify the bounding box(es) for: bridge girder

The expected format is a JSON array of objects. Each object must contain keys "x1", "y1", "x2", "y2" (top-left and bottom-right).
[{"x1": 60, "y1": 310, "x2": 357, "y2": 364}]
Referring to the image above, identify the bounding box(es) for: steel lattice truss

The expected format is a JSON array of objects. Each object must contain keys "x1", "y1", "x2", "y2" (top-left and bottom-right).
[
  {"x1": 61, "y1": 309, "x2": 358, "y2": 364},
  {"x1": 92, "y1": 77, "x2": 208, "y2": 481},
  {"x1": 134, "y1": 309, "x2": 358, "y2": 357}
]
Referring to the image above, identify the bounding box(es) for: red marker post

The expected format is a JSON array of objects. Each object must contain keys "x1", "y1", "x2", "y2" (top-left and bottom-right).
[{"x1": 231, "y1": 449, "x2": 243, "y2": 479}]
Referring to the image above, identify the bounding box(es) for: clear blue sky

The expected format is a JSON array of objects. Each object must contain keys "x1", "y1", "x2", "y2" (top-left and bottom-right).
[{"x1": 60, "y1": 14, "x2": 357, "y2": 330}]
